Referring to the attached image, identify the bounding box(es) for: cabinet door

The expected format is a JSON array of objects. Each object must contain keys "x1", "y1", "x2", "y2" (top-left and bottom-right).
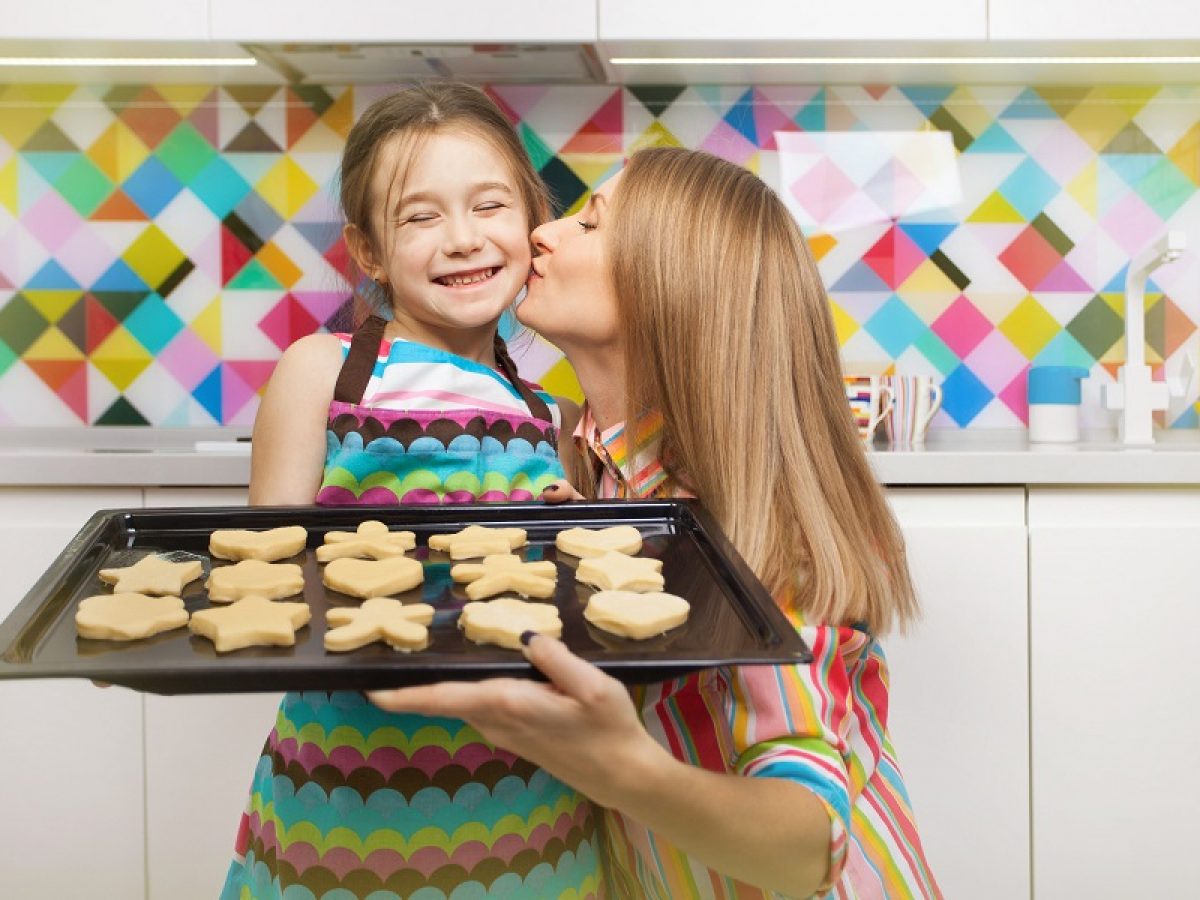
[
  {"x1": 1, "y1": 0, "x2": 209, "y2": 40},
  {"x1": 211, "y1": 0, "x2": 596, "y2": 43},
  {"x1": 883, "y1": 488, "x2": 1030, "y2": 900},
  {"x1": 599, "y1": 0, "x2": 986, "y2": 41},
  {"x1": 990, "y1": 0, "x2": 1200, "y2": 40},
  {"x1": 1029, "y1": 488, "x2": 1200, "y2": 899},
  {"x1": 0, "y1": 488, "x2": 145, "y2": 899},
  {"x1": 142, "y1": 487, "x2": 280, "y2": 900}
]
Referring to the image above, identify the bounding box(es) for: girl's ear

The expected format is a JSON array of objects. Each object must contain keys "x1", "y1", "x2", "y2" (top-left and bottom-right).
[{"x1": 344, "y1": 223, "x2": 386, "y2": 284}]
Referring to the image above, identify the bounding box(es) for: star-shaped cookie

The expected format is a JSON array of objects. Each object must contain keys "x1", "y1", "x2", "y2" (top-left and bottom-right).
[
  {"x1": 98, "y1": 554, "x2": 203, "y2": 596},
  {"x1": 325, "y1": 598, "x2": 435, "y2": 652},
  {"x1": 575, "y1": 551, "x2": 664, "y2": 592},
  {"x1": 317, "y1": 520, "x2": 416, "y2": 562},
  {"x1": 323, "y1": 556, "x2": 424, "y2": 599},
  {"x1": 209, "y1": 525, "x2": 308, "y2": 562},
  {"x1": 458, "y1": 596, "x2": 562, "y2": 650},
  {"x1": 206, "y1": 560, "x2": 305, "y2": 603},
  {"x1": 189, "y1": 595, "x2": 311, "y2": 653},
  {"x1": 75, "y1": 593, "x2": 190, "y2": 641},
  {"x1": 555, "y1": 525, "x2": 643, "y2": 558},
  {"x1": 451, "y1": 554, "x2": 558, "y2": 600},
  {"x1": 584, "y1": 590, "x2": 690, "y2": 640},
  {"x1": 427, "y1": 525, "x2": 527, "y2": 559}
]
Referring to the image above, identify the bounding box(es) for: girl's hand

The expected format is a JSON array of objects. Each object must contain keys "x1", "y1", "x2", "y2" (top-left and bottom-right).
[
  {"x1": 368, "y1": 634, "x2": 667, "y2": 808},
  {"x1": 540, "y1": 478, "x2": 584, "y2": 503}
]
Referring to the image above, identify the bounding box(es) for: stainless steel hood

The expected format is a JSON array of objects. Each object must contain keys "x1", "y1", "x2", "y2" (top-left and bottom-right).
[{"x1": 245, "y1": 42, "x2": 607, "y2": 84}]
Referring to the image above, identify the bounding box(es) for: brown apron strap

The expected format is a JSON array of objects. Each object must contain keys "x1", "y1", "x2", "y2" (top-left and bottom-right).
[
  {"x1": 493, "y1": 334, "x2": 554, "y2": 424},
  {"x1": 332, "y1": 315, "x2": 388, "y2": 404}
]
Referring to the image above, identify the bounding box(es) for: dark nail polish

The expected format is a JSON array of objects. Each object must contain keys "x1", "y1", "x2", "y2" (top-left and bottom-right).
[
  {"x1": 545, "y1": 484, "x2": 559, "y2": 493},
  {"x1": 519, "y1": 630, "x2": 536, "y2": 646}
]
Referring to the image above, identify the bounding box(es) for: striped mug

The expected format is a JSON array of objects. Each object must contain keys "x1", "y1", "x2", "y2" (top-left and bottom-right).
[
  {"x1": 882, "y1": 375, "x2": 943, "y2": 446},
  {"x1": 843, "y1": 375, "x2": 894, "y2": 443}
]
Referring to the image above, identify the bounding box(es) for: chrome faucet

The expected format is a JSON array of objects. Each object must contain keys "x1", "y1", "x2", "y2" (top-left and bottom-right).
[{"x1": 1102, "y1": 231, "x2": 1186, "y2": 445}]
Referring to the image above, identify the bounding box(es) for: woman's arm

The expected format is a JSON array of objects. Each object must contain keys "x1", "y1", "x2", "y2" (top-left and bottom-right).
[
  {"x1": 248, "y1": 334, "x2": 344, "y2": 506},
  {"x1": 369, "y1": 635, "x2": 835, "y2": 896}
]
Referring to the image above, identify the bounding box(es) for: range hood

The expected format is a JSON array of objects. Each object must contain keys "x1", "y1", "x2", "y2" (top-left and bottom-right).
[{"x1": 245, "y1": 42, "x2": 607, "y2": 84}]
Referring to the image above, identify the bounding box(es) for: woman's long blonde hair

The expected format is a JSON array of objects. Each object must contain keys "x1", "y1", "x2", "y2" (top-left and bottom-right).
[{"x1": 592, "y1": 147, "x2": 918, "y2": 634}]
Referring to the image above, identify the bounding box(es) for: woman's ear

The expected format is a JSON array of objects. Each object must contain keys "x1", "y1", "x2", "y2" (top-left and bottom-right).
[{"x1": 343, "y1": 223, "x2": 386, "y2": 284}]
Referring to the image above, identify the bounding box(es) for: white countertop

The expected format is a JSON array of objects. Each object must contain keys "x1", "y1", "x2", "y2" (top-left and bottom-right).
[{"x1": 0, "y1": 427, "x2": 1197, "y2": 487}]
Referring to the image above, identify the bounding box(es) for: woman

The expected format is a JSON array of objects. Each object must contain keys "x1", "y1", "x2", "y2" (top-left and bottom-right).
[{"x1": 371, "y1": 147, "x2": 942, "y2": 899}]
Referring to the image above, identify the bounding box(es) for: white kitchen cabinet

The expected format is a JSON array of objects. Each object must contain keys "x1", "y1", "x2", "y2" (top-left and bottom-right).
[
  {"x1": 599, "y1": 0, "x2": 987, "y2": 42},
  {"x1": 0, "y1": 487, "x2": 145, "y2": 899},
  {"x1": 141, "y1": 487, "x2": 281, "y2": 900},
  {"x1": 1029, "y1": 488, "x2": 1200, "y2": 900},
  {"x1": 883, "y1": 488, "x2": 1030, "y2": 900},
  {"x1": 990, "y1": 0, "x2": 1200, "y2": 40},
  {"x1": 211, "y1": 0, "x2": 596, "y2": 43},
  {"x1": 1, "y1": 0, "x2": 209, "y2": 40}
]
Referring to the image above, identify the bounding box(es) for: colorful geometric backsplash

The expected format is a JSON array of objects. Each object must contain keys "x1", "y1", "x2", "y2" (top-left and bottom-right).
[{"x1": 0, "y1": 82, "x2": 1198, "y2": 430}]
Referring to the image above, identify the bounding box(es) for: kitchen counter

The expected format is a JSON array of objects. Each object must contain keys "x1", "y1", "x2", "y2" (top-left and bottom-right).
[{"x1": 0, "y1": 427, "x2": 1198, "y2": 487}]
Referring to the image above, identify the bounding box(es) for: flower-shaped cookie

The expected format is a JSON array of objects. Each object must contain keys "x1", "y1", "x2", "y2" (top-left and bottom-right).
[
  {"x1": 317, "y1": 521, "x2": 416, "y2": 562},
  {"x1": 98, "y1": 554, "x2": 203, "y2": 596},
  {"x1": 575, "y1": 551, "x2": 664, "y2": 592},
  {"x1": 458, "y1": 596, "x2": 562, "y2": 650},
  {"x1": 554, "y1": 526, "x2": 643, "y2": 558},
  {"x1": 210, "y1": 525, "x2": 308, "y2": 562},
  {"x1": 322, "y1": 556, "x2": 424, "y2": 599},
  {"x1": 75, "y1": 593, "x2": 190, "y2": 641},
  {"x1": 189, "y1": 595, "x2": 311, "y2": 653},
  {"x1": 451, "y1": 554, "x2": 558, "y2": 600},
  {"x1": 206, "y1": 560, "x2": 305, "y2": 603},
  {"x1": 324, "y1": 598, "x2": 435, "y2": 652},
  {"x1": 427, "y1": 525, "x2": 527, "y2": 559}
]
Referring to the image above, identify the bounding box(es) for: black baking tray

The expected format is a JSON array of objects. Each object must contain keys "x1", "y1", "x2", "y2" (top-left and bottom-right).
[{"x1": 0, "y1": 500, "x2": 811, "y2": 694}]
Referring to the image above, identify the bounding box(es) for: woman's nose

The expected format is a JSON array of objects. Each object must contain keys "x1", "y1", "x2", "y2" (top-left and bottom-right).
[{"x1": 530, "y1": 218, "x2": 560, "y2": 256}]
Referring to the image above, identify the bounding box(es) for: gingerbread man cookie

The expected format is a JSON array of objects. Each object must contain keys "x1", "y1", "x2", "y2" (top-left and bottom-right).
[
  {"x1": 323, "y1": 556, "x2": 424, "y2": 599},
  {"x1": 189, "y1": 595, "x2": 311, "y2": 652},
  {"x1": 206, "y1": 560, "x2": 305, "y2": 603},
  {"x1": 324, "y1": 598, "x2": 435, "y2": 652},
  {"x1": 209, "y1": 525, "x2": 308, "y2": 562},
  {"x1": 317, "y1": 521, "x2": 416, "y2": 562},
  {"x1": 75, "y1": 593, "x2": 190, "y2": 641},
  {"x1": 554, "y1": 525, "x2": 643, "y2": 558},
  {"x1": 458, "y1": 596, "x2": 562, "y2": 650},
  {"x1": 98, "y1": 554, "x2": 203, "y2": 596},
  {"x1": 451, "y1": 554, "x2": 558, "y2": 600},
  {"x1": 427, "y1": 525, "x2": 527, "y2": 559},
  {"x1": 575, "y1": 551, "x2": 664, "y2": 592},
  {"x1": 584, "y1": 590, "x2": 690, "y2": 640}
]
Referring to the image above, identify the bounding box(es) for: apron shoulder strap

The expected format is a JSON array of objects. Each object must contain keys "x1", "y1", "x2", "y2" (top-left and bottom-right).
[
  {"x1": 493, "y1": 334, "x2": 554, "y2": 424},
  {"x1": 332, "y1": 315, "x2": 387, "y2": 404}
]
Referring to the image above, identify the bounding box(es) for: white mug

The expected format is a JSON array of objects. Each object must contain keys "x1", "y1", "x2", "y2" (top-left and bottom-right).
[
  {"x1": 843, "y1": 375, "x2": 894, "y2": 443},
  {"x1": 882, "y1": 375, "x2": 943, "y2": 446}
]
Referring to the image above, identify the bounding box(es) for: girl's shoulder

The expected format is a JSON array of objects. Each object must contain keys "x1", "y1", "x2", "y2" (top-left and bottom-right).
[{"x1": 271, "y1": 332, "x2": 345, "y2": 388}]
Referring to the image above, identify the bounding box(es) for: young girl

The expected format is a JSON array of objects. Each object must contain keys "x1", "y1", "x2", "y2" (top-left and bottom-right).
[
  {"x1": 371, "y1": 147, "x2": 943, "y2": 898},
  {"x1": 223, "y1": 84, "x2": 601, "y2": 899}
]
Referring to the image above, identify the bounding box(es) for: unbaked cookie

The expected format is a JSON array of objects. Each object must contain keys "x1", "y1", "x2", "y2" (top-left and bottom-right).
[
  {"x1": 324, "y1": 598, "x2": 435, "y2": 652},
  {"x1": 555, "y1": 525, "x2": 643, "y2": 558},
  {"x1": 450, "y1": 554, "x2": 558, "y2": 600},
  {"x1": 98, "y1": 554, "x2": 203, "y2": 596},
  {"x1": 575, "y1": 551, "x2": 664, "y2": 592},
  {"x1": 317, "y1": 521, "x2": 416, "y2": 562},
  {"x1": 209, "y1": 525, "x2": 308, "y2": 562},
  {"x1": 583, "y1": 590, "x2": 690, "y2": 639},
  {"x1": 322, "y1": 556, "x2": 424, "y2": 599},
  {"x1": 206, "y1": 560, "x2": 305, "y2": 603},
  {"x1": 428, "y1": 525, "x2": 527, "y2": 559},
  {"x1": 75, "y1": 593, "x2": 190, "y2": 641},
  {"x1": 458, "y1": 596, "x2": 562, "y2": 650},
  {"x1": 189, "y1": 595, "x2": 311, "y2": 652}
]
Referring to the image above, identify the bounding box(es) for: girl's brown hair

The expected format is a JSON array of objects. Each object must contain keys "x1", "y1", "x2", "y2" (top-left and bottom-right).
[
  {"x1": 339, "y1": 82, "x2": 551, "y2": 314},
  {"x1": 592, "y1": 147, "x2": 918, "y2": 634}
]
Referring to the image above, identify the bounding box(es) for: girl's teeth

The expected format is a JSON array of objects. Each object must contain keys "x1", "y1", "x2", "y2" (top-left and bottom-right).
[{"x1": 441, "y1": 268, "x2": 496, "y2": 286}]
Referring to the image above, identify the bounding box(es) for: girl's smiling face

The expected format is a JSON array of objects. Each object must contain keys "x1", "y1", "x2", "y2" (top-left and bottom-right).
[
  {"x1": 348, "y1": 128, "x2": 532, "y2": 348},
  {"x1": 519, "y1": 172, "x2": 623, "y2": 353}
]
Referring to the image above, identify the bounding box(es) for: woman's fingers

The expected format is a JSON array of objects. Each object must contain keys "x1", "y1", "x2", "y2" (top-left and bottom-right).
[
  {"x1": 521, "y1": 633, "x2": 616, "y2": 706},
  {"x1": 540, "y1": 479, "x2": 584, "y2": 503}
]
